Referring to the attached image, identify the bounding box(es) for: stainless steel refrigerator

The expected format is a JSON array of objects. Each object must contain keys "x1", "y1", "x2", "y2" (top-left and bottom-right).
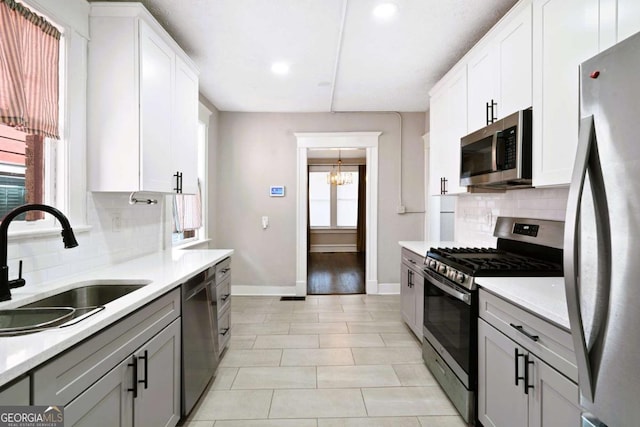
[{"x1": 564, "y1": 29, "x2": 640, "y2": 427}]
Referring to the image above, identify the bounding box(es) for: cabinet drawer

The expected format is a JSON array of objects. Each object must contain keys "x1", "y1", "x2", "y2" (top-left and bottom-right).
[
  {"x1": 479, "y1": 289, "x2": 577, "y2": 381},
  {"x1": 401, "y1": 247, "x2": 425, "y2": 270},
  {"x1": 215, "y1": 257, "x2": 231, "y2": 284},
  {"x1": 33, "y1": 289, "x2": 181, "y2": 406},
  {"x1": 217, "y1": 306, "x2": 231, "y2": 355},
  {"x1": 0, "y1": 375, "x2": 29, "y2": 405},
  {"x1": 216, "y1": 276, "x2": 231, "y2": 315}
]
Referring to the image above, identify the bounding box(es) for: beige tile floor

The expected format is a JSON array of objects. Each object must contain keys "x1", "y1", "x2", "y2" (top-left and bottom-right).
[{"x1": 180, "y1": 295, "x2": 467, "y2": 427}]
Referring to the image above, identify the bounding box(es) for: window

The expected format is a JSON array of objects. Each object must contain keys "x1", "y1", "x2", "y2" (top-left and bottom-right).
[
  {"x1": 0, "y1": 1, "x2": 64, "y2": 229},
  {"x1": 309, "y1": 167, "x2": 359, "y2": 229}
]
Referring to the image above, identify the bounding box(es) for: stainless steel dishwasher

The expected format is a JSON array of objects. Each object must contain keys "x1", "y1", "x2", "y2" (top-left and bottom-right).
[{"x1": 181, "y1": 267, "x2": 218, "y2": 416}]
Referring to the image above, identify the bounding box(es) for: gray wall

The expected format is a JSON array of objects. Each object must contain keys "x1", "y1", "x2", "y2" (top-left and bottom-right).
[{"x1": 215, "y1": 112, "x2": 426, "y2": 289}]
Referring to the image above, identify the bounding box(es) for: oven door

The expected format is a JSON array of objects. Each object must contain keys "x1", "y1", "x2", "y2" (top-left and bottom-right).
[{"x1": 423, "y1": 269, "x2": 474, "y2": 388}]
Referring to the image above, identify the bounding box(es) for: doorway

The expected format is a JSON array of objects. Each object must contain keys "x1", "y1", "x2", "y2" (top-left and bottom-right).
[
  {"x1": 295, "y1": 132, "x2": 380, "y2": 297},
  {"x1": 307, "y1": 151, "x2": 366, "y2": 294}
]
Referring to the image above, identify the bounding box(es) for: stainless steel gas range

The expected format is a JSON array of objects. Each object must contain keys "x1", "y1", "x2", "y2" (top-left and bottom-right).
[{"x1": 421, "y1": 217, "x2": 564, "y2": 424}]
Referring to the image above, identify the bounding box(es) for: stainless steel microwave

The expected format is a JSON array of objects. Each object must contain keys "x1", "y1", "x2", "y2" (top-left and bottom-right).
[{"x1": 460, "y1": 108, "x2": 532, "y2": 188}]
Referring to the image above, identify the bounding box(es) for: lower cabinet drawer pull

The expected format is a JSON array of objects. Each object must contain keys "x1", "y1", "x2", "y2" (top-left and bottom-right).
[
  {"x1": 515, "y1": 348, "x2": 525, "y2": 387},
  {"x1": 138, "y1": 350, "x2": 149, "y2": 389},
  {"x1": 220, "y1": 327, "x2": 230, "y2": 336},
  {"x1": 221, "y1": 294, "x2": 230, "y2": 301},
  {"x1": 127, "y1": 355, "x2": 138, "y2": 398},
  {"x1": 510, "y1": 323, "x2": 540, "y2": 342},
  {"x1": 524, "y1": 354, "x2": 535, "y2": 394}
]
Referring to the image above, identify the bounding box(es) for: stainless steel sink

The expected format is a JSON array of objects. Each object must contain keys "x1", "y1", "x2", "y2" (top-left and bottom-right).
[
  {"x1": 6, "y1": 280, "x2": 151, "y2": 334},
  {"x1": 22, "y1": 284, "x2": 147, "y2": 309},
  {"x1": 0, "y1": 307, "x2": 76, "y2": 336}
]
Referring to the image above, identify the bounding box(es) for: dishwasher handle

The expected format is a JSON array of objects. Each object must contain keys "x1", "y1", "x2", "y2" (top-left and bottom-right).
[{"x1": 183, "y1": 278, "x2": 214, "y2": 300}]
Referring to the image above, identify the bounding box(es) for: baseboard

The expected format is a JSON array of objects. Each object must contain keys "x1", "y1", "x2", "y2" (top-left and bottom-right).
[
  {"x1": 232, "y1": 285, "x2": 296, "y2": 296},
  {"x1": 377, "y1": 282, "x2": 400, "y2": 294},
  {"x1": 232, "y1": 283, "x2": 400, "y2": 296},
  {"x1": 309, "y1": 244, "x2": 357, "y2": 253}
]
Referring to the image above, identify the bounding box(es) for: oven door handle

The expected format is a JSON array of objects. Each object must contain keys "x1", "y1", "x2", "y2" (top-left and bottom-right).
[{"x1": 425, "y1": 274, "x2": 470, "y2": 305}]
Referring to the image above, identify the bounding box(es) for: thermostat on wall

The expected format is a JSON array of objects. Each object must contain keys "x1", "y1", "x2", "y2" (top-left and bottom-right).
[{"x1": 270, "y1": 186, "x2": 285, "y2": 197}]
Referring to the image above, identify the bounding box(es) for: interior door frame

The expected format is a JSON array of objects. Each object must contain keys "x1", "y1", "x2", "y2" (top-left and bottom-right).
[{"x1": 295, "y1": 132, "x2": 380, "y2": 296}]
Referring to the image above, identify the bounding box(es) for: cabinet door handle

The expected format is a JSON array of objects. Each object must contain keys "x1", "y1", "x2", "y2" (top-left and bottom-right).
[
  {"x1": 486, "y1": 101, "x2": 490, "y2": 126},
  {"x1": 440, "y1": 177, "x2": 448, "y2": 195},
  {"x1": 510, "y1": 323, "x2": 540, "y2": 342},
  {"x1": 220, "y1": 327, "x2": 230, "y2": 336},
  {"x1": 138, "y1": 350, "x2": 149, "y2": 389},
  {"x1": 173, "y1": 171, "x2": 183, "y2": 194},
  {"x1": 127, "y1": 355, "x2": 138, "y2": 398},
  {"x1": 490, "y1": 99, "x2": 497, "y2": 123},
  {"x1": 524, "y1": 354, "x2": 535, "y2": 394},
  {"x1": 514, "y1": 348, "x2": 525, "y2": 387},
  {"x1": 221, "y1": 294, "x2": 230, "y2": 302}
]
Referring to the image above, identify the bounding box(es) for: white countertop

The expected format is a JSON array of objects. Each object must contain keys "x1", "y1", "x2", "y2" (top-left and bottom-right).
[
  {"x1": 398, "y1": 240, "x2": 570, "y2": 330},
  {"x1": 0, "y1": 248, "x2": 233, "y2": 386},
  {"x1": 476, "y1": 276, "x2": 570, "y2": 330}
]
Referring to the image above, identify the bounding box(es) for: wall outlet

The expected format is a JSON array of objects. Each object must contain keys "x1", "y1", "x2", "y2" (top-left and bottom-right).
[{"x1": 397, "y1": 205, "x2": 406, "y2": 214}]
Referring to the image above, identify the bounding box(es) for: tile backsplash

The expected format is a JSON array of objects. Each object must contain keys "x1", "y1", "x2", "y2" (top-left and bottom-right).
[
  {"x1": 455, "y1": 187, "x2": 569, "y2": 247},
  {"x1": 7, "y1": 193, "x2": 169, "y2": 287}
]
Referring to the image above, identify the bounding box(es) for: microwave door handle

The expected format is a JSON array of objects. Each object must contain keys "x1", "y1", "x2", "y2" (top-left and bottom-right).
[
  {"x1": 495, "y1": 131, "x2": 505, "y2": 170},
  {"x1": 491, "y1": 132, "x2": 499, "y2": 171},
  {"x1": 564, "y1": 115, "x2": 612, "y2": 402}
]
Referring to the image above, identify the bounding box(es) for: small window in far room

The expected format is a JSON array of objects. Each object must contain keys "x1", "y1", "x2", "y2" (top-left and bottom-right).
[{"x1": 309, "y1": 167, "x2": 359, "y2": 229}]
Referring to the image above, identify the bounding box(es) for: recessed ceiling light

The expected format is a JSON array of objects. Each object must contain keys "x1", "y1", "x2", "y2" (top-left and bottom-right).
[
  {"x1": 372, "y1": 2, "x2": 398, "y2": 20},
  {"x1": 271, "y1": 62, "x2": 290, "y2": 75}
]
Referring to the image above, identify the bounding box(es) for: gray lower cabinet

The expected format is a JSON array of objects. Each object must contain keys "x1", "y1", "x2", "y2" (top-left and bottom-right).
[
  {"x1": 0, "y1": 375, "x2": 29, "y2": 405},
  {"x1": 400, "y1": 248, "x2": 424, "y2": 341},
  {"x1": 478, "y1": 290, "x2": 581, "y2": 427},
  {"x1": 33, "y1": 289, "x2": 181, "y2": 427},
  {"x1": 66, "y1": 317, "x2": 181, "y2": 427},
  {"x1": 214, "y1": 257, "x2": 231, "y2": 355},
  {"x1": 65, "y1": 355, "x2": 133, "y2": 427}
]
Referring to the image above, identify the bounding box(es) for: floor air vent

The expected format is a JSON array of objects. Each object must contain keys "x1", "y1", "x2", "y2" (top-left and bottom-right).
[{"x1": 280, "y1": 296, "x2": 306, "y2": 301}]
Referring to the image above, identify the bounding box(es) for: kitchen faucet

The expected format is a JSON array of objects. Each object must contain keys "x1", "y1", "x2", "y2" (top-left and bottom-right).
[{"x1": 0, "y1": 204, "x2": 79, "y2": 302}]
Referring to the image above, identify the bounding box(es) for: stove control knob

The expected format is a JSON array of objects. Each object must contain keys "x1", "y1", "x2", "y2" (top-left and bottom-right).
[
  {"x1": 456, "y1": 272, "x2": 466, "y2": 284},
  {"x1": 438, "y1": 265, "x2": 447, "y2": 274},
  {"x1": 429, "y1": 260, "x2": 437, "y2": 269}
]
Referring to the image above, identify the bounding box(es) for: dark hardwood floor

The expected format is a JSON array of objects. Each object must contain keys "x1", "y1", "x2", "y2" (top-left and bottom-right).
[{"x1": 307, "y1": 252, "x2": 365, "y2": 295}]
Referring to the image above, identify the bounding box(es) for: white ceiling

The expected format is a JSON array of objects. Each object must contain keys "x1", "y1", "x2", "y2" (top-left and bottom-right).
[{"x1": 94, "y1": 0, "x2": 518, "y2": 112}]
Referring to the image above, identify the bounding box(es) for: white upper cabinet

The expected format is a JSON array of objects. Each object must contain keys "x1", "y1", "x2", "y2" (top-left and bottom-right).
[
  {"x1": 173, "y1": 57, "x2": 200, "y2": 195},
  {"x1": 497, "y1": 3, "x2": 533, "y2": 118},
  {"x1": 467, "y1": 44, "x2": 498, "y2": 133},
  {"x1": 429, "y1": 65, "x2": 468, "y2": 196},
  {"x1": 467, "y1": 1, "x2": 532, "y2": 133},
  {"x1": 532, "y1": 0, "x2": 600, "y2": 187},
  {"x1": 87, "y1": 3, "x2": 199, "y2": 194},
  {"x1": 139, "y1": 21, "x2": 174, "y2": 193}
]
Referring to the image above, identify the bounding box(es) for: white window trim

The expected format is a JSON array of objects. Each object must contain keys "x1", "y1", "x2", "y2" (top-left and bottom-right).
[{"x1": 5, "y1": 0, "x2": 91, "y2": 239}]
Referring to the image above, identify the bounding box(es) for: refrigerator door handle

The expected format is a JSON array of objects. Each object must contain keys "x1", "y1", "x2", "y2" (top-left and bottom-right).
[{"x1": 564, "y1": 115, "x2": 612, "y2": 403}]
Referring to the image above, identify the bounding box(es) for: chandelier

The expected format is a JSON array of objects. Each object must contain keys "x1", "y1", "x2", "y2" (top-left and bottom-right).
[{"x1": 326, "y1": 151, "x2": 353, "y2": 185}]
